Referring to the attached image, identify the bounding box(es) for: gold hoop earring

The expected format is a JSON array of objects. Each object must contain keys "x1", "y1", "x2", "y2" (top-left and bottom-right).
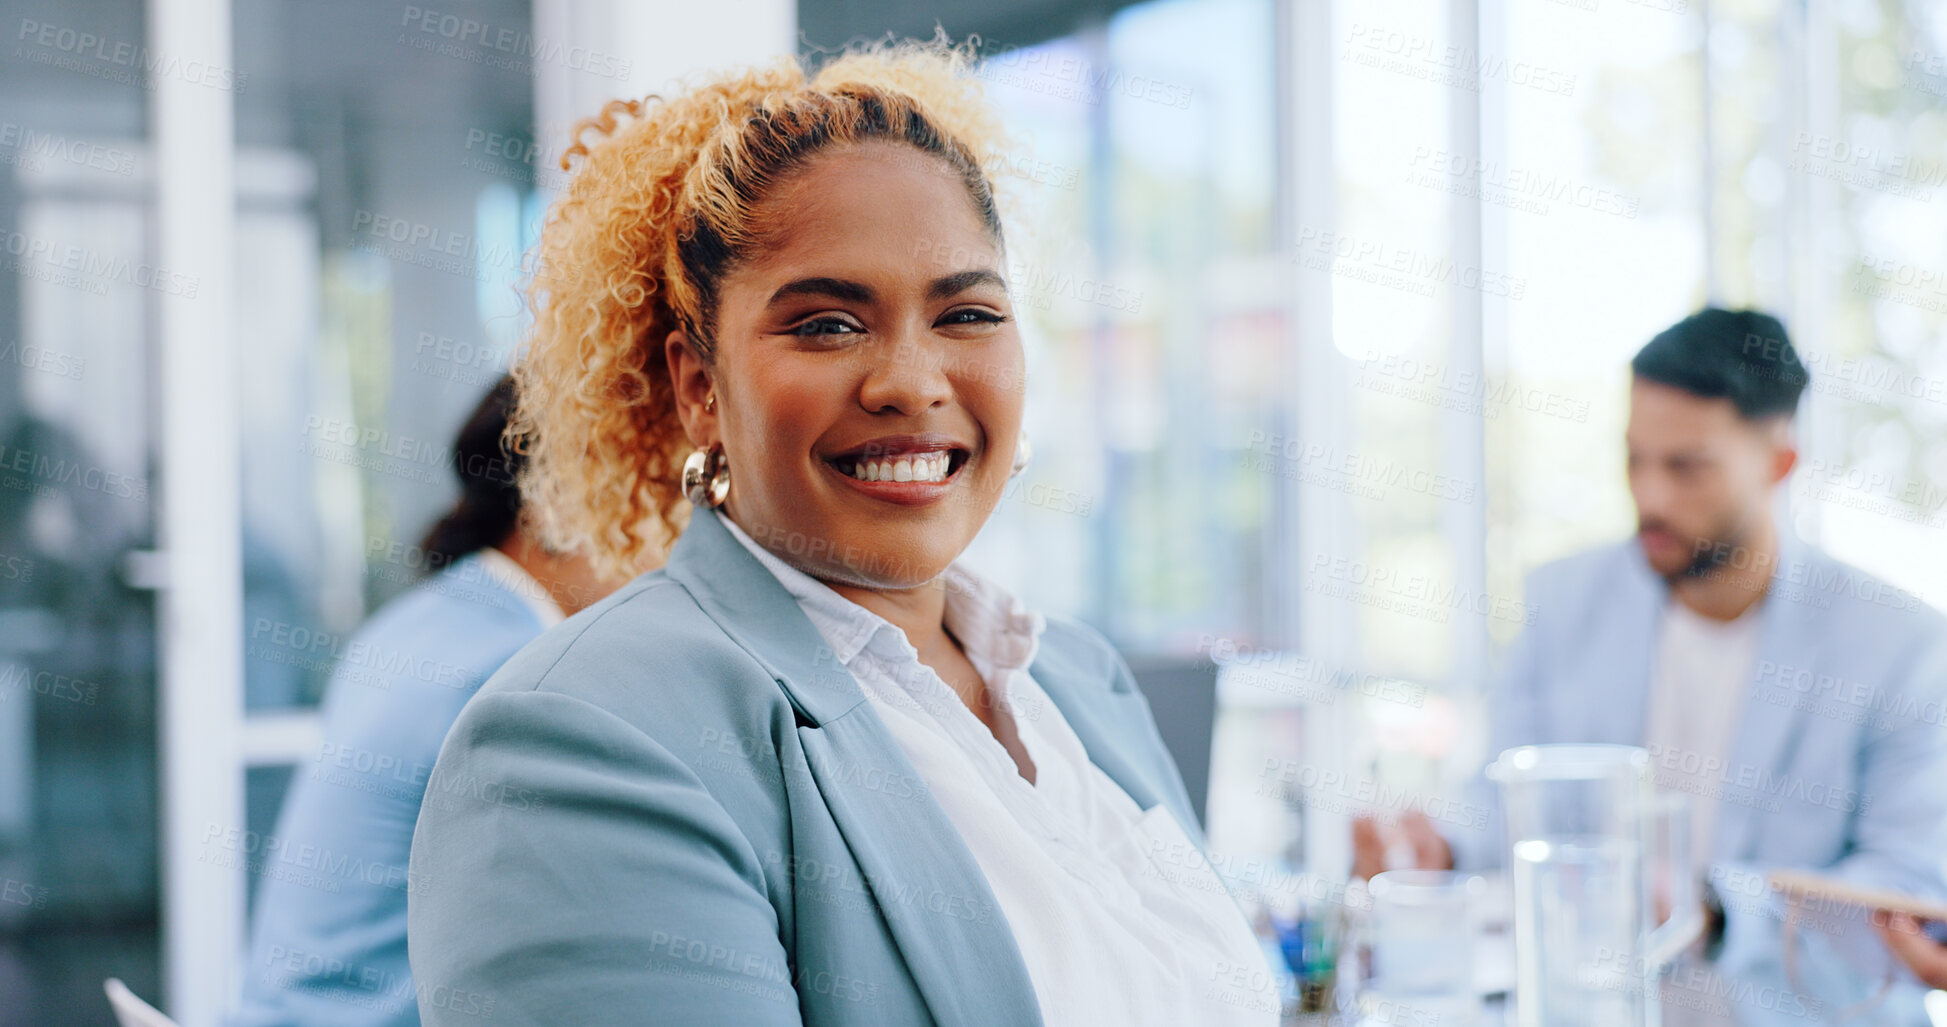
[
  {"x1": 1009, "y1": 429, "x2": 1032, "y2": 479},
  {"x1": 704, "y1": 393, "x2": 716, "y2": 414},
  {"x1": 682, "y1": 443, "x2": 730, "y2": 507}
]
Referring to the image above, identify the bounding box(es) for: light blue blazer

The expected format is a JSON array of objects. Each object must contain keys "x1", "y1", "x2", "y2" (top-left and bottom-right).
[
  {"x1": 232, "y1": 553, "x2": 551, "y2": 1027},
  {"x1": 405, "y1": 509, "x2": 1205, "y2": 1026},
  {"x1": 1449, "y1": 535, "x2": 1947, "y2": 1023}
]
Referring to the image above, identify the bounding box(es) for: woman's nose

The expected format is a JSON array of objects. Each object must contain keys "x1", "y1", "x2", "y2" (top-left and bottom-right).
[{"x1": 858, "y1": 332, "x2": 954, "y2": 414}]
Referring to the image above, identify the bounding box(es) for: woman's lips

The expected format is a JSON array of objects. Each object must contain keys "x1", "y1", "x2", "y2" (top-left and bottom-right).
[{"x1": 820, "y1": 451, "x2": 967, "y2": 507}]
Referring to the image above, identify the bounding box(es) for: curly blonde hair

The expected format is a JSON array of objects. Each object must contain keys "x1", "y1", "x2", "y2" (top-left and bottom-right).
[{"x1": 508, "y1": 39, "x2": 1011, "y2": 581}]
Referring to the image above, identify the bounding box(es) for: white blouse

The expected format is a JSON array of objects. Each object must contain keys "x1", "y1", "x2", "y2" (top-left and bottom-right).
[{"x1": 717, "y1": 511, "x2": 1278, "y2": 1025}]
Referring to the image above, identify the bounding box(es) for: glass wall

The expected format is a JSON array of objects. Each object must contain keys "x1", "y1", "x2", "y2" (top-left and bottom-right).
[
  {"x1": 964, "y1": 0, "x2": 1946, "y2": 913},
  {"x1": 226, "y1": 0, "x2": 540, "y2": 1021},
  {"x1": 963, "y1": 0, "x2": 1283, "y2": 653},
  {"x1": 1723, "y1": 0, "x2": 1947, "y2": 594},
  {"x1": 1, "y1": 0, "x2": 540, "y2": 1022},
  {"x1": 1490, "y1": 0, "x2": 1708, "y2": 609},
  {"x1": 232, "y1": 0, "x2": 538, "y2": 720},
  {"x1": 2, "y1": 2, "x2": 161, "y2": 1022}
]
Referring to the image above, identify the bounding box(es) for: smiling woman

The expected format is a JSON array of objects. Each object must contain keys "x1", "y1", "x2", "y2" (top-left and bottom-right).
[
  {"x1": 404, "y1": 39, "x2": 1278, "y2": 1027},
  {"x1": 663, "y1": 140, "x2": 1023, "y2": 596}
]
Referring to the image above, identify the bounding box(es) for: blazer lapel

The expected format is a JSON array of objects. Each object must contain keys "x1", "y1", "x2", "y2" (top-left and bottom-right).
[
  {"x1": 1566, "y1": 545, "x2": 1664, "y2": 746},
  {"x1": 1713, "y1": 538, "x2": 1815, "y2": 861},
  {"x1": 663, "y1": 509, "x2": 867, "y2": 725},
  {"x1": 665, "y1": 510, "x2": 1045, "y2": 1027},
  {"x1": 797, "y1": 717, "x2": 1044, "y2": 1027},
  {"x1": 1029, "y1": 655, "x2": 1166, "y2": 816}
]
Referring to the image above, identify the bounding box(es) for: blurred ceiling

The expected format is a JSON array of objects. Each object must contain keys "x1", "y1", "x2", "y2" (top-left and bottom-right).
[
  {"x1": 798, "y1": 0, "x2": 1144, "y2": 57},
  {"x1": 1, "y1": 0, "x2": 533, "y2": 142}
]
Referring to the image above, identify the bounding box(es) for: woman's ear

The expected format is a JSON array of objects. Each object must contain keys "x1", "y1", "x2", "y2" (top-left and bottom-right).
[{"x1": 664, "y1": 328, "x2": 714, "y2": 446}]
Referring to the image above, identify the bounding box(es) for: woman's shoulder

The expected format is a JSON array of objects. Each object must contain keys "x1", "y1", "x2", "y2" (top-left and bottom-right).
[
  {"x1": 419, "y1": 571, "x2": 801, "y2": 856},
  {"x1": 469, "y1": 570, "x2": 794, "y2": 743},
  {"x1": 300, "y1": 555, "x2": 553, "y2": 767},
  {"x1": 356, "y1": 552, "x2": 547, "y2": 649},
  {"x1": 313, "y1": 553, "x2": 545, "y2": 705}
]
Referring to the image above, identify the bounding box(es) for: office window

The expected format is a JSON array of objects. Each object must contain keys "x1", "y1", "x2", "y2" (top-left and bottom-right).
[
  {"x1": 234, "y1": 0, "x2": 539, "y2": 720},
  {"x1": 1735, "y1": 0, "x2": 1947, "y2": 600},
  {"x1": 3, "y1": 3, "x2": 163, "y2": 1019},
  {"x1": 967, "y1": 0, "x2": 1281, "y2": 654},
  {"x1": 1488, "y1": 0, "x2": 1709, "y2": 611}
]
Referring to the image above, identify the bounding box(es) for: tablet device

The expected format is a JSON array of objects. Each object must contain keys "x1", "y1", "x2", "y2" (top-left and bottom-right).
[{"x1": 1767, "y1": 869, "x2": 1947, "y2": 924}]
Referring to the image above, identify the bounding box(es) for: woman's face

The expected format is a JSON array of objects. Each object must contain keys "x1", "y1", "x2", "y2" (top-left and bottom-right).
[{"x1": 668, "y1": 140, "x2": 1024, "y2": 589}]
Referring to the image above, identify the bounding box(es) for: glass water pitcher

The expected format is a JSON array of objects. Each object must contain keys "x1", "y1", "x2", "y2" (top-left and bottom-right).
[{"x1": 1487, "y1": 744, "x2": 1702, "y2": 1027}]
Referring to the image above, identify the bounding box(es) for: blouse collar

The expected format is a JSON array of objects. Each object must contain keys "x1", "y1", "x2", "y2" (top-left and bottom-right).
[{"x1": 712, "y1": 508, "x2": 1045, "y2": 678}]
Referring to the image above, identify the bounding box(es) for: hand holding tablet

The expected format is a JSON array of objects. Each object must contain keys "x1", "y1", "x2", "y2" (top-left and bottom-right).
[{"x1": 1767, "y1": 869, "x2": 1947, "y2": 991}]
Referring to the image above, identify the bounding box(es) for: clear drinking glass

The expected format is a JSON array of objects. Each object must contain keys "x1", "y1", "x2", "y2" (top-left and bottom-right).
[{"x1": 1355, "y1": 870, "x2": 1485, "y2": 1027}]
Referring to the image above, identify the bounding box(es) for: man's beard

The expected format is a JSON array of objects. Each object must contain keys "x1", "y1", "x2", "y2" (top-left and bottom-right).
[{"x1": 1643, "y1": 512, "x2": 1751, "y2": 583}]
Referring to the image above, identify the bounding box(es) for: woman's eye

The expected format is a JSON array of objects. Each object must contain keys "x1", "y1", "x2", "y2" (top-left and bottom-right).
[
  {"x1": 788, "y1": 317, "x2": 864, "y2": 337},
  {"x1": 939, "y1": 308, "x2": 1009, "y2": 326}
]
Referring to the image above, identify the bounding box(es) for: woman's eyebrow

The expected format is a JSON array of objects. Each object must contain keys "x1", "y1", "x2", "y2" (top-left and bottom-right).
[
  {"x1": 928, "y1": 268, "x2": 1007, "y2": 299},
  {"x1": 768, "y1": 277, "x2": 875, "y2": 305},
  {"x1": 766, "y1": 270, "x2": 1008, "y2": 306}
]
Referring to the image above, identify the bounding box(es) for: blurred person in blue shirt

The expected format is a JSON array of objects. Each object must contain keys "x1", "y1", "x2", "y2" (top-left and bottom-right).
[
  {"x1": 1353, "y1": 309, "x2": 1947, "y2": 1024},
  {"x1": 229, "y1": 377, "x2": 622, "y2": 1027}
]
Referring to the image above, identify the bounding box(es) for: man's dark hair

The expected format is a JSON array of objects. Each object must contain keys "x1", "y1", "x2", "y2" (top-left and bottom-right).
[{"x1": 1630, "y1": 307, "x2": 1809, "y2": 420}]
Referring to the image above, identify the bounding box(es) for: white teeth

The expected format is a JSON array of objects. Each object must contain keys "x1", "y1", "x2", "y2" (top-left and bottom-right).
[
  {"x1": 910, "y1": 455, "x2": 947, "y2": 482},
  {"x1": 843, "y1": 453, "x2": 952, "y2": 483}
]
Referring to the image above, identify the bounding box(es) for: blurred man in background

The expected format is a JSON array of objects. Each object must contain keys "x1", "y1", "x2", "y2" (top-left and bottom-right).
[
  {"x1": 230, "y1": 377, "x2": 624, "y2": 1027},
  {"x1": 1354, "y1": 308, "x2": 1947, "y2": 1023}
]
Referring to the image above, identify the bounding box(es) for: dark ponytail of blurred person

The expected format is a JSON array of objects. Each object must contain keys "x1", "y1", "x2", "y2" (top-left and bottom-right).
[{"x1": 417, "y1": 375, "x2": 526, "y2": 572}]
